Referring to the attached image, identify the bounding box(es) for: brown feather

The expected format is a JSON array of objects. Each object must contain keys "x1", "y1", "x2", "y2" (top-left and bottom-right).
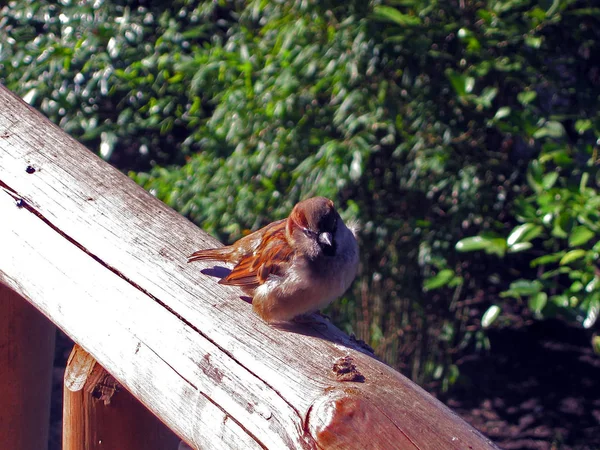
[
  {"x1": 187, "y1": 247, "x2": 233, "y2": 263},
  {"x1": 218, "y1": 220, "x2": 294, "y2": 289}
]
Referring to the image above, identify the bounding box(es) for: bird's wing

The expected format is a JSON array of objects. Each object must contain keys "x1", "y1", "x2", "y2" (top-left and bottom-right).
[{"x1": 219, "y1": 219, "x2": 293, "y2": 289}]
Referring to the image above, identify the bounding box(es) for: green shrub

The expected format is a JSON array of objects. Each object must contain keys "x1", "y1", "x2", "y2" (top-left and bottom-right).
[{"x1": 2, "y1": 0, "x2": 599, "y2": 390}]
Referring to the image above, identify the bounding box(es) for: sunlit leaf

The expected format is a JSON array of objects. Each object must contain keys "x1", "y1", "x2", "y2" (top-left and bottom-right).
[
  {"x1": 583, "y1": 296, "x2": 600, "y2": 328},
  {"x1": 528, "y1": 292, "x2": 547, "y2": 314},
  {"x1": 493, "y1": 106, "x2": 511, "y2": 120},
  {"x1": 542, "y1": 172, "x2": 558, "y2": 189},
  {"x1": 455, "y1": 236, "x2": 489, "y2": 252},
  {"x1": 575, "y1": 119, "x2": 592, "y2": 134},
  {"x1": 585, "y1": 276, "x2": 599, "y2": 293},
  {"x1": 446, "y1": 70, "x2": 475, "y2": 97},
  {"x1": 481, "y1": 305, "x2": 501, "y2": 328},
  {"x1": 501, "y1": 279, "x2": 543, "y2": 298},
  {"x1": 507, "y1": 223, "x2": 542, "y2": 246},
  {"x1": 531, "y1": 252, "x2": 565, "y2": 267},
  {"x1": 517, "y1": 90, "x2": 537, "y2": 105},
  {"x1": 525, "y1": 36, "x2": 542, "y2": 48},
  {"x1": 569, "y1": 226, "x2": 594, "y2": 247},
  {"x1": 456, "y1": 236, "x2": 506, "y2": 256},
  {"x1": 423, "y1": 269, "x2": 455, "y2": 291},
  {"x1": 533, "y1": 121, "x2": 565, "y2": 138},
  {"x1": 560, "y1": 249, "x2": 587, "y2": 265},
  {"x1": 507, "y1": 242, "x2": 532, "y2": 253},
  {"x1": 372, "y1": 6, "x2": 422, "y2": 26}
]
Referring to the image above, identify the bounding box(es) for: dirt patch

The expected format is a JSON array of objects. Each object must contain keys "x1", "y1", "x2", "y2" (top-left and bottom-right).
[{"x1": 444, "y1": 319, "x2": 600, "y2": 450}]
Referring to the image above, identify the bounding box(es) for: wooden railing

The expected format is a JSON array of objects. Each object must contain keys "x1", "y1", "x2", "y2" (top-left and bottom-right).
[{"x1": 0, "y1": 84, "x2": 499, "y2": 449}]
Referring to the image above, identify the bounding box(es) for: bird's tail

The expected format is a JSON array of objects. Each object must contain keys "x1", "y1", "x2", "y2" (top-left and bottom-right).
[{"x1": 188, "y1": 247, "x2": 232, "y2": 263}]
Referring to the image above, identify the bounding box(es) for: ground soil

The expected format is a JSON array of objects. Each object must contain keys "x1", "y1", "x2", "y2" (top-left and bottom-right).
[
  {"x1": 444, "y1": 319, "x2": 600, "y2": 450},
  {"x1": 49, "y1": 319, "x2": 599, "y2": 450}
]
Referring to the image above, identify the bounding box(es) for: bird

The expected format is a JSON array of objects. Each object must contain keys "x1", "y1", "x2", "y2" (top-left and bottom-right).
[{"x1": 188, "y1": 197, "x2": 359, "y2": 323}]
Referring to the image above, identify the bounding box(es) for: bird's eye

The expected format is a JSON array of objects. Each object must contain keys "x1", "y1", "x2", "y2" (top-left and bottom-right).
[{"x1": 303, "y1": 228, "x2": 313, "y2": 236}]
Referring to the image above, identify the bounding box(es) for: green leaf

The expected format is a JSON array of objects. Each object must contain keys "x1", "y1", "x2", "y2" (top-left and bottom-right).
[
  {"x1": 447, "y1": 364, "x2": 460, "y2": 385},
  {"x1": 583, "y1": 296, "x2": 599, "y2": 328},
  {"x1": 533, "y1": 121, "x2": 565, "y2": 138},
  {"x1": 446, "y1": 70, "x2": 475, "y2": 97},
  {"x1": 455, "y1": 236, "x2": 489, "y2": 252},
  {"x1": 570, "y1": 281, "x2": 584, "y2": 293},
  {"x1": 424, "y1": 269, "x2": 455, "y2": 291},
  {"x1": 455, "y1": 235, "x2": 506, "y2": 256},
  {"x1": 475, "y1": 87, "x2": 498, "y2": 108},
  {"x1": 493, "y1": 106, "x2": 511, "y2": 120},
  {"x1": 559, "y1": 249, "x2": 587, "y2": 265},
  {"x1": 542, "y1": 172, "x2": 558, "y2": 189},
  {"x1": 507, "y1": 223, "x2": 543, "y2": 246},
  {"x1": 501, "y1": 279, "x2": 542, "y2": 298},
  {"x1": 22, "y1": 88, "x2": 37, "y2": 105},
  {"x1": 507, "y1": 242, "x2": 532, "y2": 253},
  {"x1": 552, "y1": 213, "x2": 570, "y2": 239},
  {"x1": 529, "y1": 6, "x2": 547, "y2": 21},
  {"x1": 481, "y1": 305, "x2": 501, "y2": 328},
  {"x1": 569, "y1": 226, "x2": 594, "y2": 247},
  {"x1": 540, "y1": 267, "x2": 571, "y2": 279},
  {"x1": 593, "y1": 336, "x2": 600, "y2": 355},
  {"x1": 531, "y1": 252, "x2": 565, "y2": 267},
  {"x1": 517, "y1": 91, "x2": 537, "y2": 105},
  {"x1": 585, "y1": 276, "x2": 599, "y2": 293},
  {"x1": 542, "y1": 149, "x2": 573, "y2": 166},
  {"x1": 372, "y1": 6, "x2": 422, "y2": 26},
  {"x1": 551, "y1": 295, "x2": 569, "y2": 307},
  {"x1": 525, "y1": 36, "x2": 542, "y2": 48},
  {"x1": 528, "y1": 292, "x2": 548, "y2": 314},
  {"x1": 575, "y1": 119, "x2": 592, "y2": 134},
  {"x1": 545, "y1": 0, "x2": 561, "y2": 16},
  {"x1": 580, "y1": 172, "x2": 589, "y2": 192},
  {"x1": 485, "y1": 238, "x2": 507, "y2": 257}
]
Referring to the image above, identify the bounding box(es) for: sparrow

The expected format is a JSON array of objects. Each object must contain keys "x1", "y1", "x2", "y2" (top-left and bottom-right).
[{"x1": 188, "y1": 197, "x2": 359, "y2": 323}]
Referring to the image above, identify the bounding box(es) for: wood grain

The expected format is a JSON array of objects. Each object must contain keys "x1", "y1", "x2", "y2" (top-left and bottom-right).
[{"x1": 0, "y1": 84, "x2": 499, "y2": 449}]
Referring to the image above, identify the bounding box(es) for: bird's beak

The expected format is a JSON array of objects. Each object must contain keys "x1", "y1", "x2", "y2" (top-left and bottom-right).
[{"x1": 318, "y1": 232, "x2": 333, "y2": 247}]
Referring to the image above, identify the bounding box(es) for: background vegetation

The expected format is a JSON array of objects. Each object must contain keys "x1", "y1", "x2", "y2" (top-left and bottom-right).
[{"x1": 2, "y1": 0, "x2": 599, "y2": 393}]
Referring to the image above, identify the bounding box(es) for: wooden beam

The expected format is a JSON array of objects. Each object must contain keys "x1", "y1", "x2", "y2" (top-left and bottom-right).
[
  {"x1": 0, "y1": 84, "x2": 499, "y2": 449},
  {"x1": 0, "y1": 283, "x2": 55, "y2": 450}
]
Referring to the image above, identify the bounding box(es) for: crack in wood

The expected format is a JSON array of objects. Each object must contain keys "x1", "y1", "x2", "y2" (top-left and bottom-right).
[
  {"x1": 144, "y1": 345, "x2": 270, "y2": 450},
  {"x1": 199, "y1": 391, "x2": 269, "y2": 450},
  {"x1": 0, "y1": 179, "x2": 20, "y2": 200},
  {"x1": 145, "y1": 345, "x2": 198, "y2": 391}
]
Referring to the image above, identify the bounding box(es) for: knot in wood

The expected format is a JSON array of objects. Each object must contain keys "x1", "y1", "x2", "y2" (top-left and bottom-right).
[
  {"x1": 332, "y1": 355, "x2": 365, "y2": 382},
  {"x1": 307, "y1": 389, "x2": 407, "y2": 449}
]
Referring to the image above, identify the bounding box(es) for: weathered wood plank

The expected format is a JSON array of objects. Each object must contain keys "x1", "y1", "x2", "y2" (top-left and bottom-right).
[
  {"x1": 0, "y1": 180, "x2": 283, "y2": 449},
  {"x1": 0, "y1": 84, "x2": 498, "y2": 449}
]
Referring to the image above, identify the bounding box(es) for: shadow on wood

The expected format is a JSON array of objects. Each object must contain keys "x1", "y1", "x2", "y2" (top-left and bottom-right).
[{"x1": 0, "y1": 283, "x2": 55, "y2": 450}]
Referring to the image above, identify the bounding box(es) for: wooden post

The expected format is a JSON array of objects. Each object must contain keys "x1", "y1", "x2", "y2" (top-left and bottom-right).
[
  {"x1": 63, "y1": 344, "x2": 181, "y2": 450},
  {"x1": 0, "y1": 283, "x2": 55, "y2": 450}
]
